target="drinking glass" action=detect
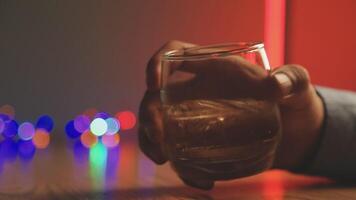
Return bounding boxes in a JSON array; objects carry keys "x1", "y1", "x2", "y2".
[{"x1": 160, "y1": 42, "x2": 281, "y2": 184}]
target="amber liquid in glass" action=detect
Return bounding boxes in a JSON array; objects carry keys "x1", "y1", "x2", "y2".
[{"x1": 163, "y1": 99, "x2": 281, "y2": 180}]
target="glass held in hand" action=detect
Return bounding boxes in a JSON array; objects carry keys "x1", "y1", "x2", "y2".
[{"x1": 160, "y1": 42, "x2": 282, "y2": 188}]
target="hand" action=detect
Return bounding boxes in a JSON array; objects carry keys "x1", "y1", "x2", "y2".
[
  {"x1": 272, "y1": 65, "x2": 324, "y2": 170},
  {"x1": 138, "y1": 40, "x2": 324, "y2": 189}
]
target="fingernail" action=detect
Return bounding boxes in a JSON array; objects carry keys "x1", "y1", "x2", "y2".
[{"x1": 274, "y1": 73, "x2": 293, "y2": 96}]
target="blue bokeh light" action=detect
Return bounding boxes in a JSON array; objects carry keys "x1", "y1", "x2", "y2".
[
  {"x1": 36, "y1": 115, "x2": 54, "y2": 132},
  {"x1": 0, "y1": 114, "x2": 10, "y2": 122},
  {"x1": 3, "y1": 120, "x2": 19, "y2": 139},
  {"x1": 65, "y1": 120, "x2": 82, "y2": 138}
]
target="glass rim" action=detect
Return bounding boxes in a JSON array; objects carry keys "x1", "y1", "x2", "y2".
[{"x1": 162, "y1": 42, "x2": 264, "y2": 61}]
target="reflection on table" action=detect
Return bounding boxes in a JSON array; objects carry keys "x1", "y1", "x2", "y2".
[{"x1": 3, "y1": 130, "x2": 355, "y2": 199}]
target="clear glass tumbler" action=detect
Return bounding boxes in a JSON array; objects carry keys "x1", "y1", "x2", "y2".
[{"x1": 160, "y1": 42, "x2": 281, "y2": 183}]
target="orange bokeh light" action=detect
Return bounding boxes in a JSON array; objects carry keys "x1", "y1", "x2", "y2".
[
  {"x1": 0, "y1": 104, "x2": 15, "y2": 119},
  {"x1": 33, "y1": 129, "x2": 50, "y2": 149},
  {"x1": 80, "y1": 131, "x2": 98, "y2": 148}
]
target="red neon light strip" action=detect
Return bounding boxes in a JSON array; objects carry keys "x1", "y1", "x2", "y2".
[
  {"x1": 263, "y1": 1, "x2": 286, "y2": 199},
  {"x1": 264, "y1": 0, "x2": 286, "y2": 68}
]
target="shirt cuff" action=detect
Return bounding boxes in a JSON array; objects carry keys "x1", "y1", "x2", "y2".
[{"x1": 308, "y1": 86, "x2": 356, "y2": 178}]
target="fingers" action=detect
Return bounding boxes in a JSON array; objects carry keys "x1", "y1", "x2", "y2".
[
  {"x1": 146, "y1": 40, "x2": 195, "y2": 91},
  {"x1": 138, "y1": 91, "x2": 167, "y2": 164},
  {"x1": 140, "y1": 40, "x2": 196, "y2": 164}
]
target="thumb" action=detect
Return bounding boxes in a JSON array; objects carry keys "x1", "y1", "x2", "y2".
[
  {"x1": 272, "y1": 64, "x2": 310, "y2": 97},
  {"x1": 271, "y1": 64, "x2": 313, "y2": 108}
]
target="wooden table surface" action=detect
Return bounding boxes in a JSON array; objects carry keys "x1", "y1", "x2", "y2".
[{"x1": 0, "y1": 133, "x2": 354, "y2": 200}]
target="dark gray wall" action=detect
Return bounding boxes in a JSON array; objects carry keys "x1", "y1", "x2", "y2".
[{"x1": 0, "y1": 0, "x2": 264, "y2": 135}]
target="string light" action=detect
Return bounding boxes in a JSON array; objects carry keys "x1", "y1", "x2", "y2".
[
  {"x1": 90, "y1": 118, "x2": 108, "y2": 136},
  {"x1": 74, "y1": 115, "x2": 90, "y2": 133},
  {"x1": 105, "y1": 117, "x2": 120, "y2": 135},
  {"x1": 0, "y1": 105, "x2": 15, "y2": 119},
  {"x1": 2, "y1": 120, "x2": 18, "y2": 139},
  {"x1": 94, "y1": 112, "x2": 110, "y2": 120},
  {"x1": 18, "y1": 122, "x2": 35, "y2": 141},
  {"x1": 36, "y1": 115, "x2": 54, "y2": 132},
  {"x1": 65, "y1": 120, "x2": 82, "y2": 138},
  {"x1": 80, "y1": 131, "x2": 98, "y2": 148},
  {"x1": 102, "y1": 133, "x2": 120, "y2": 148},
  {"x1": 0, "y1": 105, "x2": 51, "y2": 163},
  {"x1": 115, "y1": 111, "x2": 136, "y2": 130},
  {"x1": 32, "y1": 129, "x2": 50, "y2": 149},
  {"x1": 67, "y1": 109, "x2": 137, "y2": 149}
]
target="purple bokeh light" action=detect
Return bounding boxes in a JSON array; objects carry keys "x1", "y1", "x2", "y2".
[
  {"x1": 0, "y1": 119, "x2": 5, "y2": 134},
  {"x1": 74, "y1": 115, "x2": 90, "y2": 133},
  {"x1": 94, "y1": 112, "x2": 110, "y2": 120}
]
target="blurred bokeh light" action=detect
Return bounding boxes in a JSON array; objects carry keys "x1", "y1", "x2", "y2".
[
  {"x1": 80, "y1": 131, "x2": 98, "y2": 148},
  {"x1": 0, "y1": 105, "x2": 15, "y2": 119},
  {"x1": 32, "y1": 129, "x2": 50, "y2": 149},
  {"x1": 36, "y1": 115, "x2": 54, "y2": 132},
  {"x1": 0, "y1": 114, "x2": 10, "y2": 122},
  {"x1": 68, "y1": 109, "x2": 136, "y2": 149},
  {"x1": 94, "y1": 112, "x2": 110, "y2": 120},
  {"x1": 0, "y1": 105, "x2": 51, "y2": 164},
  {"x1": 18, "y1": 122, "x2": 35, "y2": 141},
  {"x1": 65, "y1": 120, "x2": 82, "y2": 138},
  {"x1": 105, "y1": 117, "x2": 120, "y2": 135},
  {"x1": 102, "y1": 133, "x2": 120, "y2": 148},
  {"x1": 74, "y1": 115, "x2": 90, "y2": 133},
  {"x1": 90, "y1": 118, "x2": 108, "y2": 136},
  {"x1": 3, "y1": 120, "x2": 18, "y2": 139},
  {"x1": 115, "y1": 111, "x2": 136, "y2": 130}
]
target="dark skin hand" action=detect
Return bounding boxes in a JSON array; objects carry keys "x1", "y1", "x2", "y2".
[{"x1": 139, "y1": 40, "x2": 324, "y2": 189}]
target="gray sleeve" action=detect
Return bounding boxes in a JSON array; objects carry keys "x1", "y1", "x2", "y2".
[{"x1": 308, "y1": 86, "x2": 356, "y2": 178}]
